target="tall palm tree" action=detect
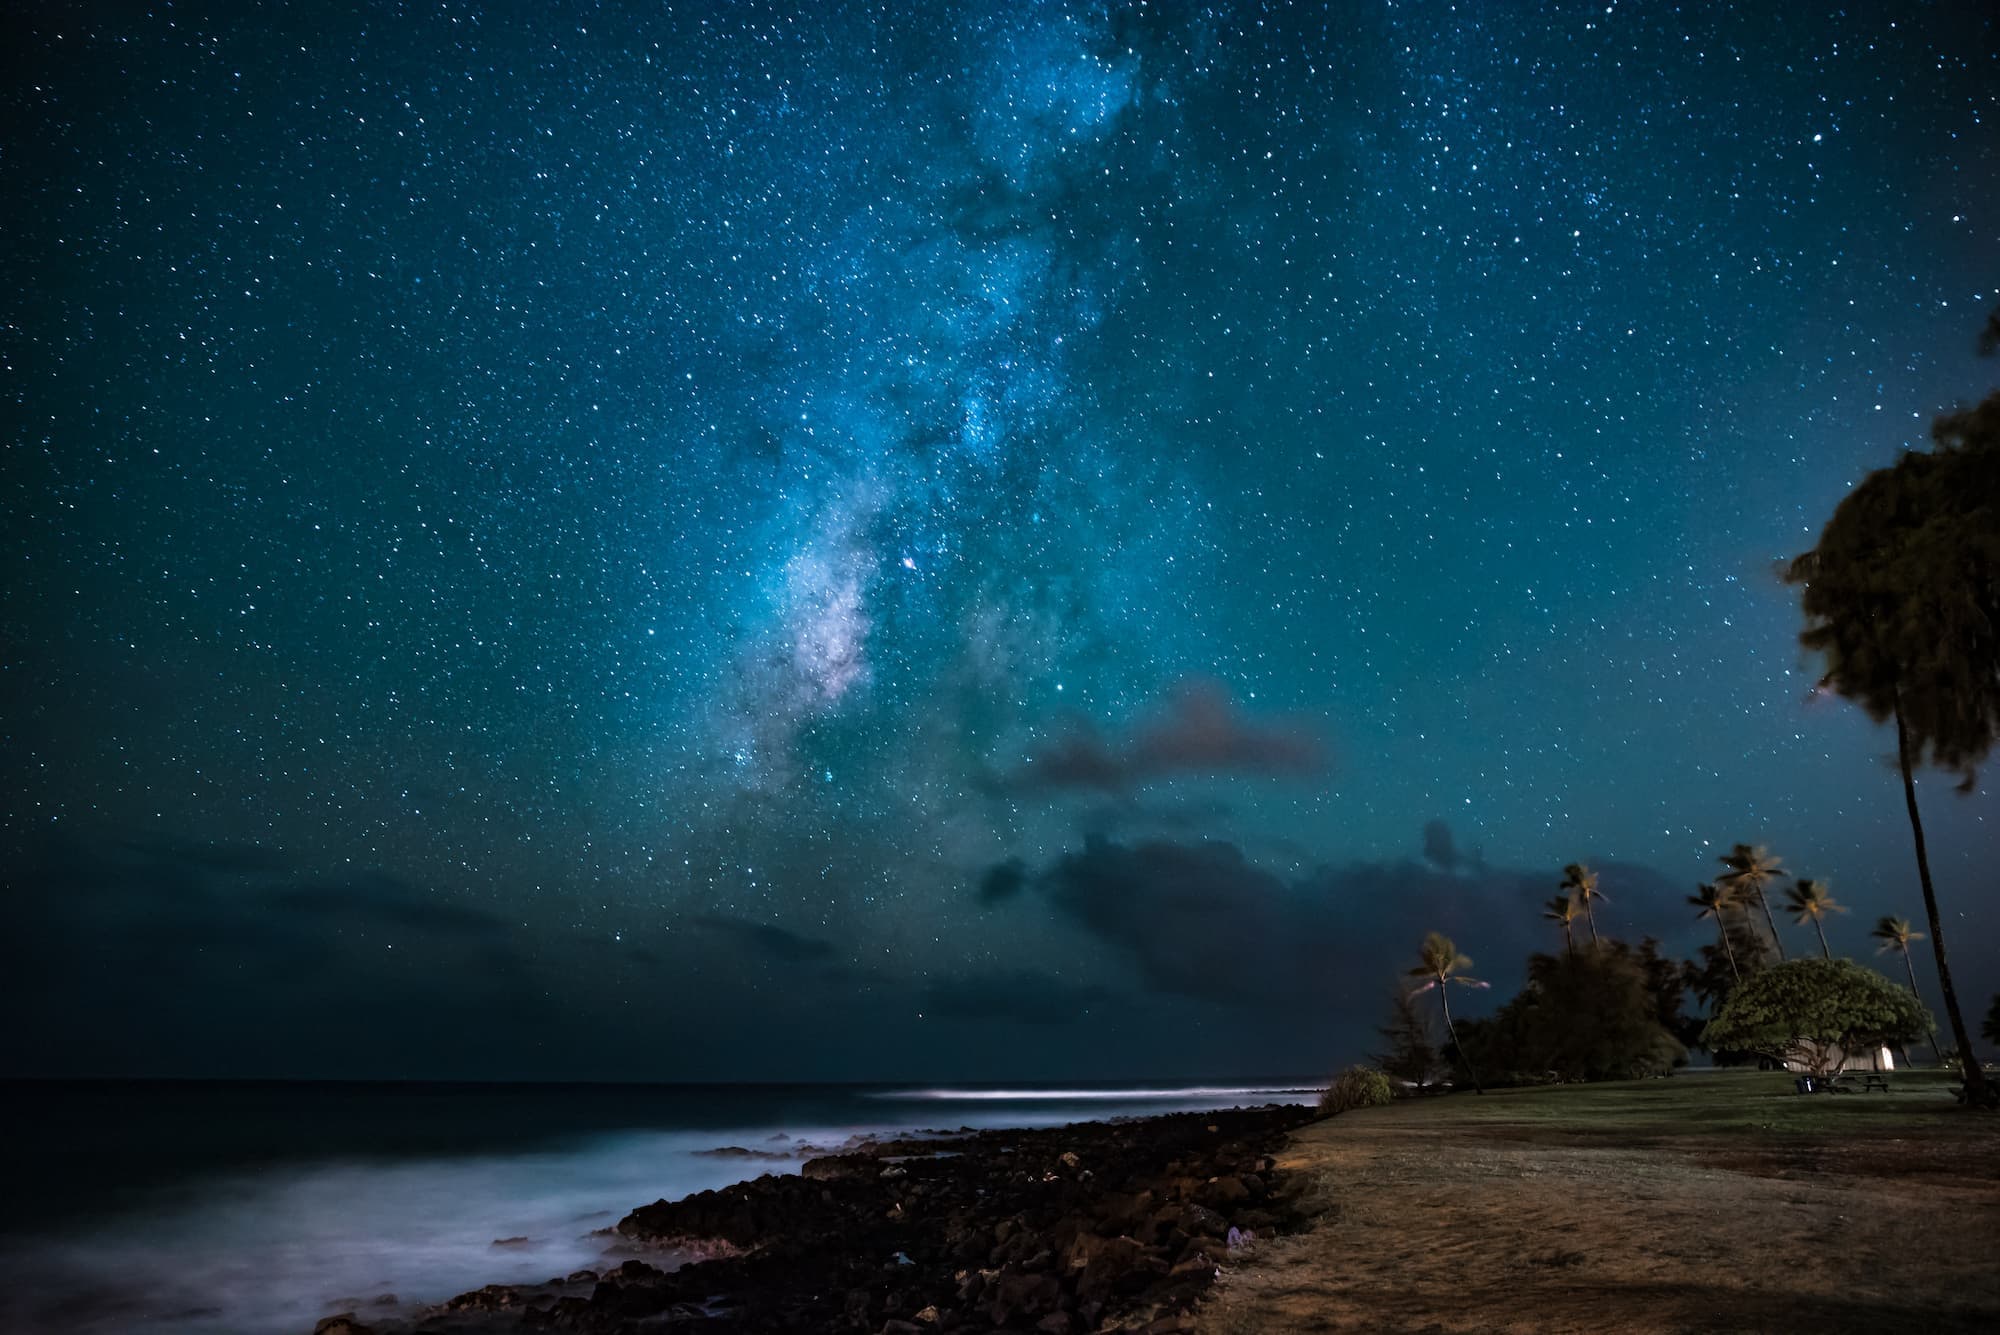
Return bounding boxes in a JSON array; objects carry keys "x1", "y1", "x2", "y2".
[
  {"x1": 1871, "y1": 916, "x2": 1928, "y2": 996},
  {"x1": 1872, "y1": 915, "x2": 1938, "y2": 1060},
  {"x1": 1559, "y1": 863, "x2": 1606, "y2": 944},
  {"x1": 1688, "y1": 882, "x2": 1742, "y2": 983},
  {"x1": 1717, "y1": 843, "x2": 1788, "y2": 961},
  {"x1": 1785, "y1": 344, "x2": 2000, "y2": 1104},
  {"x1": 1783, "y1": 878, "x2": 1846, "y2": 959},
  {"x1": 1542, "y1": 894, "x2": 1581, "y2": 959},
  {"x1": 1409, "y1": 931, "x2": 1487, "y2": 1094}
]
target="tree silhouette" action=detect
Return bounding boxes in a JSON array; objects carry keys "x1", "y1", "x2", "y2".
[
  {"x1": 1871, "y1": 915, "x2": 1937, "y2": 1060},
  {"x1": 1559, "y1": 863, "x2": 1606, "y2": 945},
  {"x1": 1409, "y1": 931, "x2": 1488, "y2": 1094},
  {"x1": 1717, "y1": 844, "x2": 1789, "y2": 961},
  {"x1": 1543, "y1": 893, "x2": 1582, "y2": 959},
  {"x1": 1784, "y1": 319, "x2": 2000, "y2": 1104},
  {"x1": 1783, "y1": 878, "x2": 1846, "y2": 959},
  {"x1": 1688, "y1": 882, "x2": 1742, "y2": 983},
  {"x1": 1703, "y1": 958, "x2": 1931, "y2": 1080}
]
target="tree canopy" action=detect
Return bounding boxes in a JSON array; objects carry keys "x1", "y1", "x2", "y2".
[
  {"x1": 1701, "y1": 958, "x2": 1932, "y2": 1078},
  {"x1": 1455, "y1": 942, "x2": 1686, "y2": 1084},
  {"x1": 1784, "y1": 394, "x2": 2000, "y2": 787}
]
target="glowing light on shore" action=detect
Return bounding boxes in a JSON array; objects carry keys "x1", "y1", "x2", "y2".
[{"x1": 870, "y1": 1085, "x2": 1320, "y2": 1102}]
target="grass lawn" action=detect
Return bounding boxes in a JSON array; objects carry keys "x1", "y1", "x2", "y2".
[{"x1": 1200, "y1": 1068, "x2": 1999, "y2": 1334}]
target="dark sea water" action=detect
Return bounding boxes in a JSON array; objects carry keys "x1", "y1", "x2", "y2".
[{"x1": 0, "y1": 1081, "x2": 1317, "y2": 1335}]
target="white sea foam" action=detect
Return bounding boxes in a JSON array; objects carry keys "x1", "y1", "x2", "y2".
[
  {"x1": 0, "y1": 1086, "x2": 1314, "y2": 1335},
  {"x1": 0, "y1": 1128, "x2": 811, "y2": 1335}
]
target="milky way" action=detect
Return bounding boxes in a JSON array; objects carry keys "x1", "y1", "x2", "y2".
[{"x1": 4, "y1": 1, "x2": 1995, "y2": 1079}]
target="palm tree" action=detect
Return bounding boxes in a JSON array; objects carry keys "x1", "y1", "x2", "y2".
[
  {"x1": 1688, "y1": 882, "x2": 1742, "y2": 983},
  {"x1": 1783, "y1": 878, "x2": 1846, "y2": 959},
  {"x1": 1542, "y1": 894, "x2": 1581, "y2": 959},
  {"x1": 1873, "y1": 915, "x2": 1938, "y2": 1060},
  {"x1": 1871, "y1": 916, "x2": 1928, "y2": 996},
  {"x1": 1559, "y1": 863, "x2": 1606, "y2": 944},
  {"x1": 1784, "y1": 338, "x2": 2000, "y2": 1104},
  {"x1": 1717, "y1": 843, "x2": 1788, "y2": 961},
  {"x1": 1409, "y1": 931, "x2": 1487, "y2": 1094}
]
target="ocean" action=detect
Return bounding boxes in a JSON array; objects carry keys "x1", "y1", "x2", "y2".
[{"x1": 0, "y1": 1080, "x2": 1317, "y2": 1335}]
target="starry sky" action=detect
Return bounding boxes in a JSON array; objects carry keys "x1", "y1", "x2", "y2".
[{"x1": 5, "y1": 0, "x2": 1996, "y2": 1082}]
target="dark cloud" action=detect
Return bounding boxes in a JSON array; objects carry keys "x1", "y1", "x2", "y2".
[
  {"x1": 986, "y1": 831, "x2": 1693, "y2": 1012},
  {"x1": 1420, "y1": 819, "x2": 1485, "y2": 873},
  {"x1": 2, "y1": 833, "x2": 551, "y2": 1079},
  {"x1": 921, "y1": 970, "x2": 1109, "y2": 1025},
  {"x1": 268, "y1": 873, "x2": 512, "y2": 936},
  {"x1": 1008, "y1": 680, "x2": 1327, "y2": 795},
  {"x1": 110, "y1": 834, "x2": 292, "y2": 876},
  {"x1": 977, "y1": 858, "x2": 1030, "y2": 905},
  {"x1": 692, "y1": 913, "x2": 838, "y2": 963},
  {"x1": 1421, "y1": 819, "x2": 1461, "y2": 870}
]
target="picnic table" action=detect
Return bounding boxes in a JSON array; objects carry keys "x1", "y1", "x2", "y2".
[{"x1": 1828, "y1": 1071, "x2": 1891, "y2": 1093}]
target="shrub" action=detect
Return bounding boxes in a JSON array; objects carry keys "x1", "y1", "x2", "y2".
[{"x1": 1319, "y1": 1065, "x2": 1393, "y2": 1115}]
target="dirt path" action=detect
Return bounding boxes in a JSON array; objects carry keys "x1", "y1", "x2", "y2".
[{"x1": 1199, "y1": 1083, "x2": 2000, "y2": 1334}]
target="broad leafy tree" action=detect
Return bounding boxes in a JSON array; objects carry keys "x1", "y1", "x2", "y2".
[
  {"x1": 1456, "y1": 944, "x2": 1687, "y2": 1084},
  {"x1": 1703, "y1": 958, "x2": 1932, "y2": 1079},
  {"x1": 1784, "y1": 325, "x2": 2000, "y2": 1103}
]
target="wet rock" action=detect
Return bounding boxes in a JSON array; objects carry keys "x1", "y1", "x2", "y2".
[
  {"x1": 313, "y1": 1317, "x2": 374, "y2": 1335},
  {"x1": 303, "y1": 1104, "x2": 1312, "y2": 1335}
]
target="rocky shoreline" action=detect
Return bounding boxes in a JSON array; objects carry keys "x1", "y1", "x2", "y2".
[{"x1": 313, "y1": 1103, "x2": 1317, "y2": 1335}]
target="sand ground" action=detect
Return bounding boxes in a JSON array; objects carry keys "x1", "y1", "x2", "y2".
[{"x1": 1199, "y1": 1072, "x2": 2000, "y2": 1334}]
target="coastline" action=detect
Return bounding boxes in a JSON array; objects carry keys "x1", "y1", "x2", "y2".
[{"x1": 314, "y1": 1103, "x2": 1316, "y2": 1334}]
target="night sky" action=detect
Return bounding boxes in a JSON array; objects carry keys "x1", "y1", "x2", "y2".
[{"x1": 5, "y1": 1, "x2": 1996, "y2": 1082}]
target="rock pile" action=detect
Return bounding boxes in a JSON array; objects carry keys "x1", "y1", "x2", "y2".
[{"x1": 312, "y1": 1103, "x2": 1312, "y2": 1335}]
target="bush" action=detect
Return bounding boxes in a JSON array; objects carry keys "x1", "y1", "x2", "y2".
[
  {"x1": 1319, "y1": 1065, "x2": 1393, "y2": 1115},
  {"x1": 1454, "y1": 943, "x2": 1687, "y2": 1086}
]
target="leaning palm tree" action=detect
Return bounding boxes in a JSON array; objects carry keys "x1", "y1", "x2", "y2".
[
  {"x1": 1871, "y1": 916, "x2": 1928, "y2": 996},
  {"x1": 1688, "y1": 882, "x2": 1742, "y2": 983},
  {"x1": 1783, "y1": 878, "x2": 1846, "y2": 958},
  {"x1": 1542, "y1": 894, "x2": 1582, "y2": 959},
  {"x1": 1784, "y1": 338, "x2": 2000, "y2": 1105},
  {"x1": 1717, "y1": 843, "x2": 1789, "y2": 960},
  {"x1": 1408, "y1": 931, "x2": 1488, "y2": 1094},
  {"x1": 1558, "y1": 863, "x2": 1606, "y2": 944},
  {"x1": 1872, "y1": 915, "x2": 1938, "y2": 1060}
]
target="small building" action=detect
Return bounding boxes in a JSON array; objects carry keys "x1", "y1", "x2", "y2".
[{"x1": 1782, "y1": 1043, "x2": 1895, "y2": 1074}]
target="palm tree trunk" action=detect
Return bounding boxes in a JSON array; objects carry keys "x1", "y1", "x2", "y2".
[
  {"x1": 1439, "y1": 989, "x2": 1483, "y2": 1095},
  {"x1": 1754, "y1": 887, "x2": 1787, "y2": 960},
  {"x1": 1563, "y1": 924, "x2": 1574, "y2": 962},
  {"x1": 1584, "y1": 902, "x2": 1600, "y2": 945},
  {"x1": 1717, "y1": 922, "x2": 1740, "y2": 983},
  {"x1": 1812, "y1": 916, "x2": 1830, "y2": 959},
  {"x1": 1896, "y1": 700, "x2": 1988, "y2": 1104},
  {"x1": 1900, "y1": 944, "x2": 1939, "y2": 1061}
]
